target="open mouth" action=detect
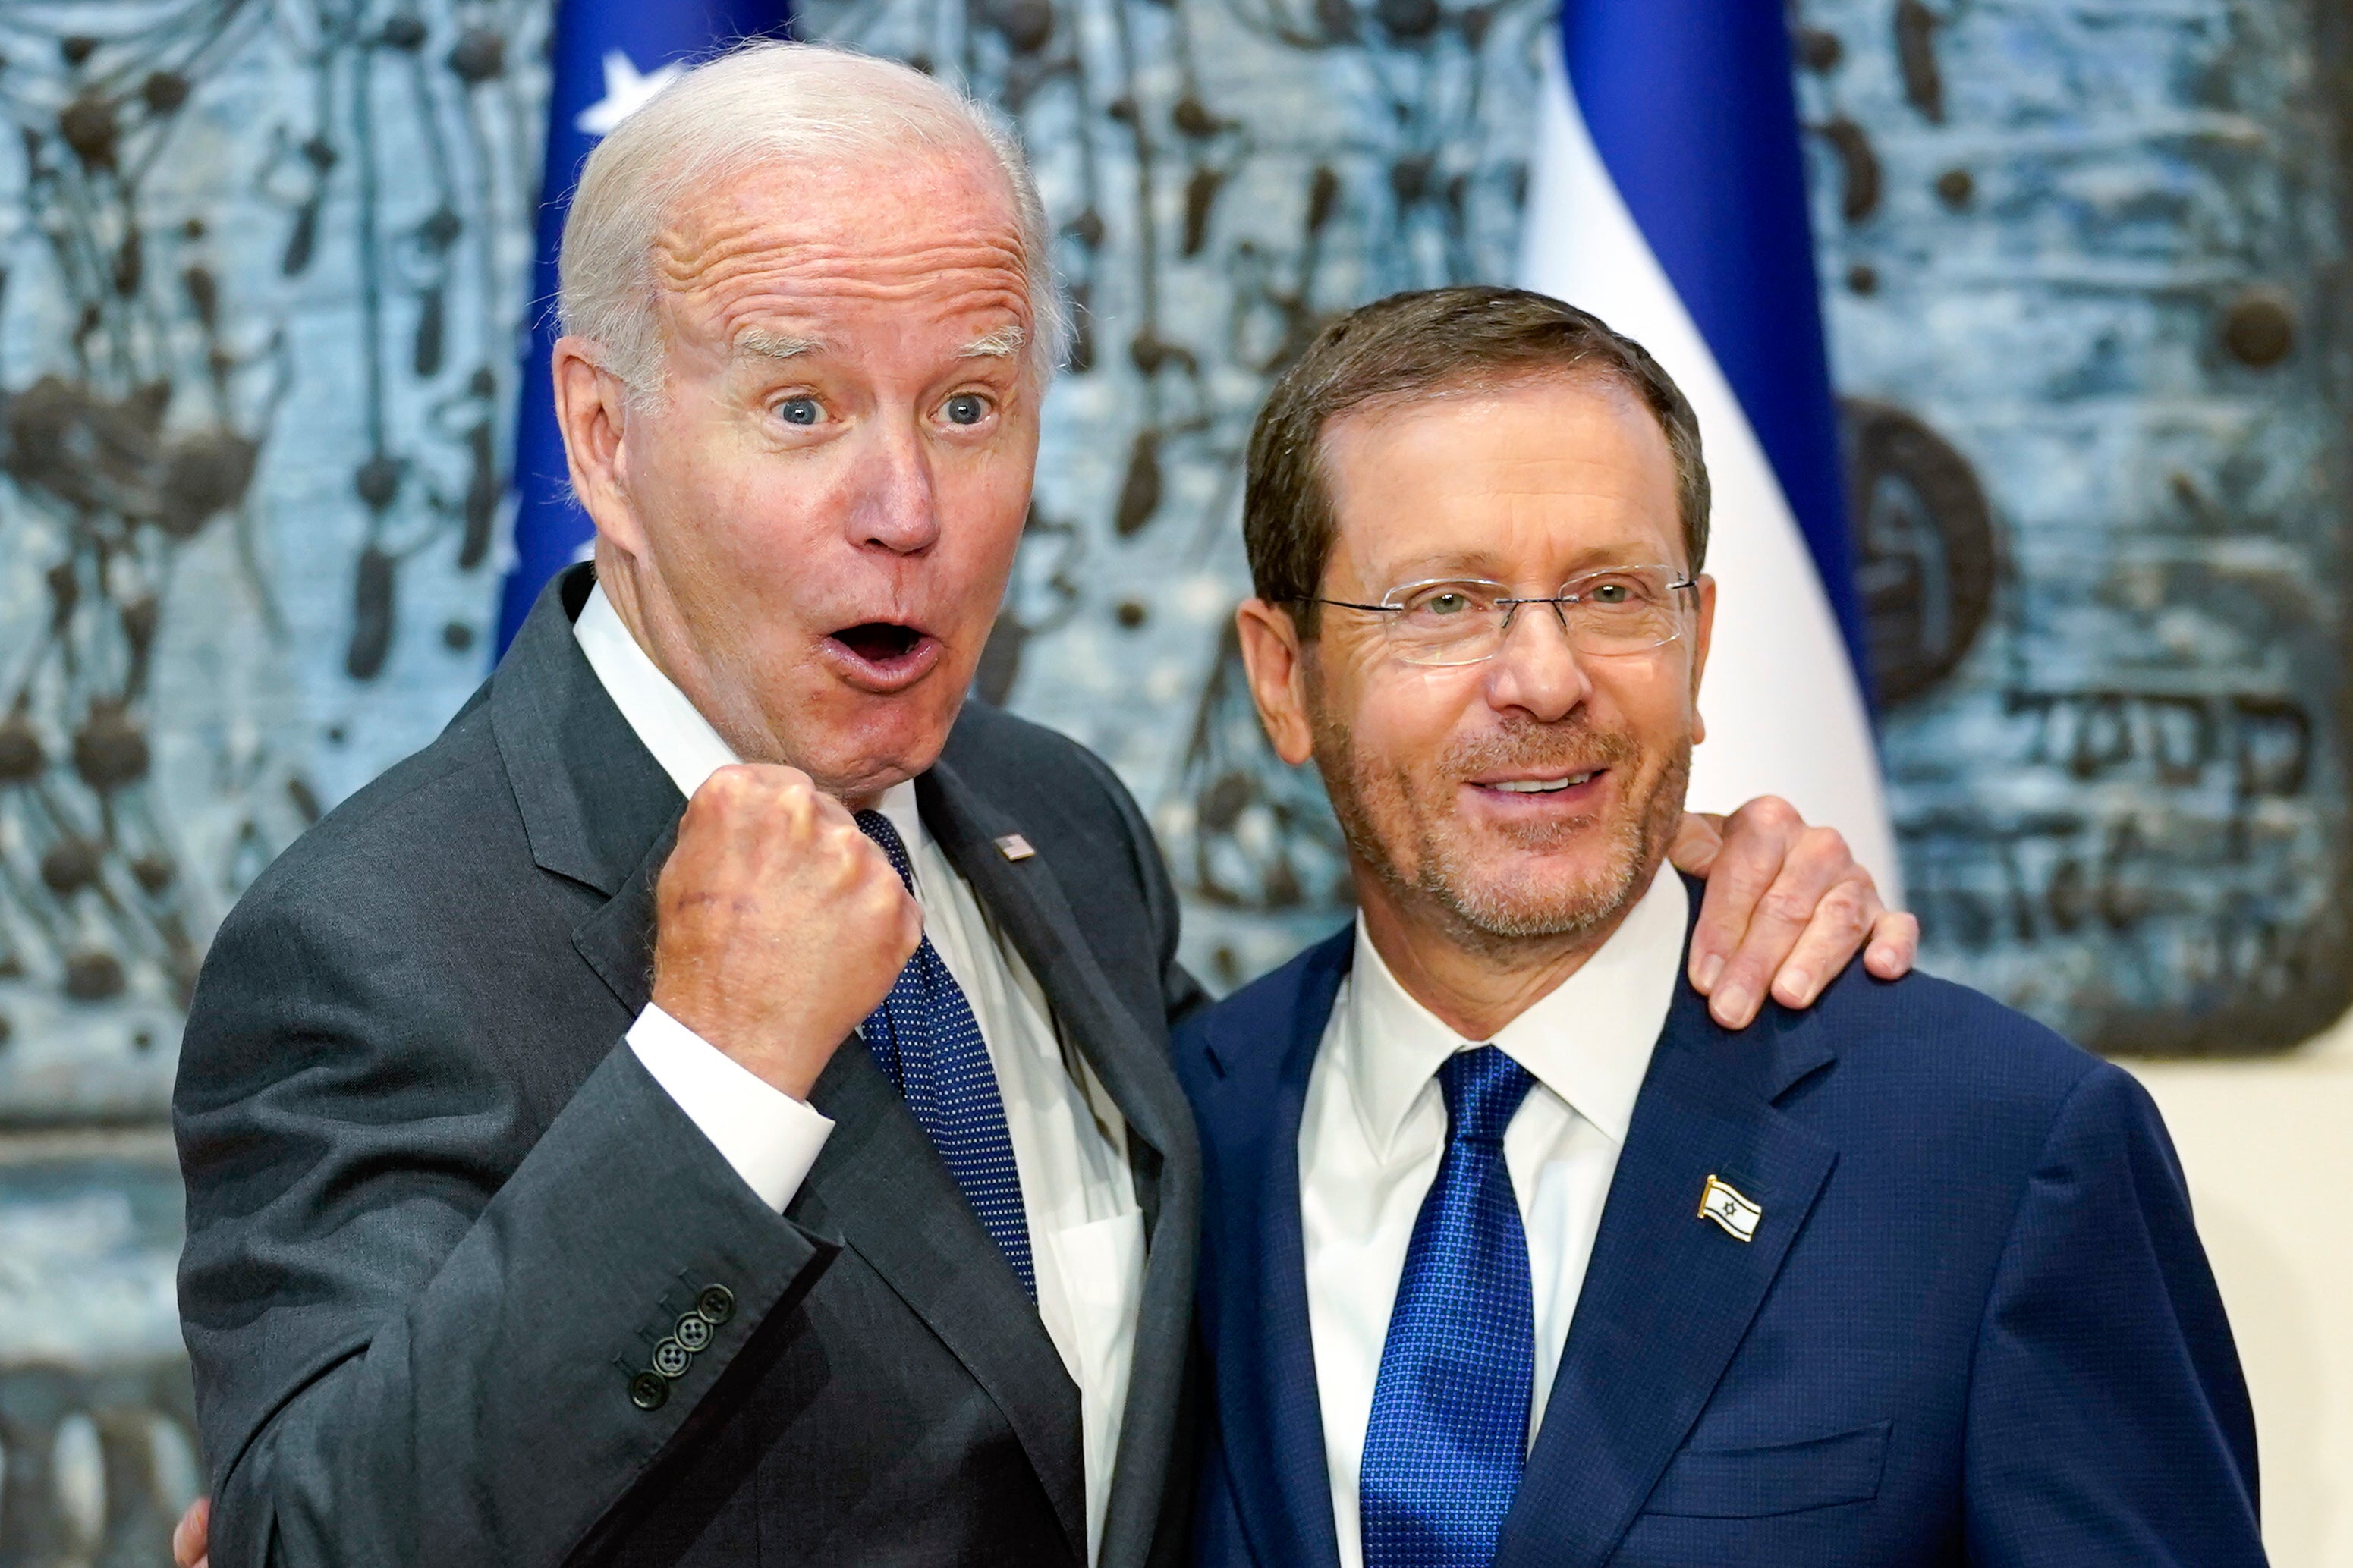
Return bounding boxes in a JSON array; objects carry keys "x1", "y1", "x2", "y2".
[
  {"x1": 1473, "y1": 768, "x2": 1605, "y2": 797},
  {"x1": 831, "y1": 622, "x2": 923, "y2": 663},
  {"x1": 822, "y1": 621, "x2": 942, "y2": 693},
  {"x1": 1488, "y1": 771, "x2": 1600, "y2": 794}
]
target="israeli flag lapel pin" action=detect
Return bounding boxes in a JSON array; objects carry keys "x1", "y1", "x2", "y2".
[
  {"x1": 994, "y1": 833, "x2": 1036, "y2": 862},
  {"x1": 1697, "y1": 1174, "x2": 1763, "y2": 1243}
]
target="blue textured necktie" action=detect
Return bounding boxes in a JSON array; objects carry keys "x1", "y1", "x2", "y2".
[
  {"x1": 854, "y1": 811, "x2": 1037, "y2": 1299},
  {"x1": 1361, "y1": 1045, "x2": 1537, "y2": 1568}
]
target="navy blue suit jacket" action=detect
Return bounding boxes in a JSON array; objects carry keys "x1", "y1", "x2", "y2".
[{"x1": 1174, "y1": 878, "x2": 2263, "y2": 1567}]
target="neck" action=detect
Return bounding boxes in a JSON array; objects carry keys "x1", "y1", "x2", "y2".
[{"x1": 1353, "y1": 864, "x2": 1662, "y2": 1041}]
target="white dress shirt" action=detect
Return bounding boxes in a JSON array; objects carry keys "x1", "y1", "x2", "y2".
[
  {"x1": 574, "y1": 585, "x2": 1143, "y2": 1563},
  {"x1": 1300, "y1": 869, "x2": 1688, "y2": 1568}
]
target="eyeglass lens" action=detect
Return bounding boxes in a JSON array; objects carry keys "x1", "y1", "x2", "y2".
[{"x1": 1381, "y1": 567, "x2": 1693, "y2": 667}]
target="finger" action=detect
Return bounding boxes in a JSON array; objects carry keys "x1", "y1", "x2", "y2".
[
  {"x1": 1687, "y1": 797, "x2": 1802, "y2": 995},
  {"x1": 1707, "y1": 828, "x2": 1850, "y2": 1027},
  {"x1": 1864, "y1": 910, "x2": 1920, "y2": 979},
  {"x1": 1666, "y1": 811, "x2": 1726, "y2": 878},
  {"x1": 807, "y1": 784, "x2": 860, "y2": 831},
  {"x1": 173, "y1": 1498, "x2": 209, "y2": 1568},
  {"x1": 684, "y1": 765, "x2": 766, "y2": 851},
  {"x1": 1765, "y1": 878, "x2": 1878, "y2": 1009}
]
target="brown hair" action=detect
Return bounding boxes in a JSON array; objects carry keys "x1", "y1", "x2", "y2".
[{"x1": 1243, "y1": 286, "x2": 1709, "y2": 633}]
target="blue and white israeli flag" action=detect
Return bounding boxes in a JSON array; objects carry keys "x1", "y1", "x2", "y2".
[
  {"x1": 1518, "y1": 2, "x2": 1899, "y2": 894},
  {"x1": 497, "y1": 0, "x2": 793, "y2": 653}
]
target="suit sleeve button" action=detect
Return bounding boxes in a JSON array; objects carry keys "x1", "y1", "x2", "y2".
[
  {"x1": 628, "y1": 1371, "x2": 669, "y2": 1411},
  {"x1": 696, "y1": 1284, "x2": 736, "y2": 1325},
  {"x1": 675, "y1": 1312, "x2": 713, "y2": 1352},
  {"x1": 651, "y1": 1338, "x2": 692, "y2": 1378}
]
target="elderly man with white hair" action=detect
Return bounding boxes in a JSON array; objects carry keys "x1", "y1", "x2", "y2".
[{"x1": 170, "y1": 41, "x2": 1912, "y2": 1568}]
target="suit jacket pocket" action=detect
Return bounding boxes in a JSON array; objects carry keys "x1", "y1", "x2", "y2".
[{"x1": 1640, "y1": 1420, "x2": 1891, "y2": 1519}]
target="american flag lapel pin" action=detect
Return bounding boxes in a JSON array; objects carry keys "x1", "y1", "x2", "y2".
[
  {"x1": 994, "y1": 833, "x2": 1036, "y2": 862},
  {"x1": 1697, "y1": 1174, "x2": 1763, "y2": 1243}
]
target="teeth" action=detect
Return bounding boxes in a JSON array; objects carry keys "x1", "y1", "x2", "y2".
[{"x1": 1495, "y1": 772, "x2": 1595, "y2": 793}]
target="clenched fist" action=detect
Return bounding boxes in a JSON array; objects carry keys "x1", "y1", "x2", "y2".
[{"x1": 651, "y1": 765, "x2": 922, "y2": 1099}]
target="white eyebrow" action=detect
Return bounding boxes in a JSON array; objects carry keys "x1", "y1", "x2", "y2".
[
  {"x1": 732, "y1": 328, "x2": 821, "y2": 361},
  {"x1": 959, "y1": 323, "x2": 1027, "y2": 360}
]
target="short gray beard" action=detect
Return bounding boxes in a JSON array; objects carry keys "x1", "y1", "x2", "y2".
[{"x1": 1310, "y1": 693, "x2": 1689, "y2": 956}]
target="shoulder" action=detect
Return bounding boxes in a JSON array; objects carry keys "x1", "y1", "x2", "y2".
[
  {"x1": 244, "y1": 687, "x2": 514, "y2": 912},
  {"x1": 942, "y1": 699, "x2": 1137, "y2": 822},
  {"x1": 1790, "y1": 960, "x2": 2142, "y2": 1167},
  {"x1": 939, "y1": 699, "x2": 1159, "y2": 881},
  {"x1": 1172, "y1": 927, "x2": 1352, "y2": 1110},
  {"x1": 194, "y1": 687, "x2": 542, "y2": 1007},
  {"x1": 1822, "y1": 963, "x2": 2091, "y2": 1084}
]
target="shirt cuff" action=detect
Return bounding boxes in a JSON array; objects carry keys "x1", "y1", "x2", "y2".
[{"x1": 628, "y1": 1004, "x2": 835, "y2": 1211}]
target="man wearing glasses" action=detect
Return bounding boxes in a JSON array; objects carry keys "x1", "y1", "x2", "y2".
[{"x1": 1177, "y1": 287, "x2": 2263, "y2": 1567}]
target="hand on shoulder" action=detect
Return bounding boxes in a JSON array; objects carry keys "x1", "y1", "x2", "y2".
[{"x1": 1670, "y1": 796, "x2": 1920, "y2": 1029}]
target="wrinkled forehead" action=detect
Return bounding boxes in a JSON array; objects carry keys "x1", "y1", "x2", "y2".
[{"x1": 650, "y1": 148, "x2": 1033, "y2": 351}]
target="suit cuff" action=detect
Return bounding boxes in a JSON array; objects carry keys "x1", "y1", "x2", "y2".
[{"x1": 628, "y1": 1004, "x2": 833, "y2": 1211}]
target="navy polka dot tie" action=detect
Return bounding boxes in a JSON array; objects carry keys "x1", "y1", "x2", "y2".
[
  {"x1": 1360, "y1": 1045, "x2": 1537, "y2": 1568},
  {"x1": 854, "y1": 811, "x2": 1036, "y2": 1299}
]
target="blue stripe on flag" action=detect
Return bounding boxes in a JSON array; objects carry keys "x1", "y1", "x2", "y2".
[
  {"x1": 1561, "y1": 2, "x2": 1869, "y2": 694},
  {"x1": 498, "y1": 0, "x2": 794, "y2": 655}
]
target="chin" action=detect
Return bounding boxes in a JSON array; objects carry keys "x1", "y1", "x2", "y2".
[
  {"x1": 1438, "y1": 865, "x2": 1643, "y2": 941},
  {"x1": 794, "y1": 683, "x2": 968, "y2": 799},
  {"x1": 1419, "y1": 818, "x2": 1654, "y2": 942}
]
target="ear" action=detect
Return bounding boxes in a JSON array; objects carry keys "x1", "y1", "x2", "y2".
[
  {"x1": 552, "y1": 335, "x2": 648, "y2": 557},
  {"x1": 1235, "y1": 598, "x2": 1317, "y2": 766},
  {"x1": 1688, "y1": 573, "x2": 1716, "y2": 746}
]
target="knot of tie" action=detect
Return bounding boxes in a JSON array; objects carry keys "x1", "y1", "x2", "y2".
[
  {"x1": 1439, "y1": 1045, "x2": 1535, "y2": 1148},
  {"x1": 854, "y1": 809, "x2": 917, "y2": 895}
]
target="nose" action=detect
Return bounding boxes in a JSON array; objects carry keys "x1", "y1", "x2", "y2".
[
  {"x1": 848, "y1": 410, "x2": 942, "y2": 555},
  {"x1": 1481, "y1": 600, "x2": 1593, "y2": 722}
]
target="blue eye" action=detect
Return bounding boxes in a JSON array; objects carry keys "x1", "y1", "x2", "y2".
[
  {"x1": 944, "y1": 394, "x2": 986, "y2": 426},
  {"x1": 776, "y1": 397, "x2": 819, "y2": 426}
]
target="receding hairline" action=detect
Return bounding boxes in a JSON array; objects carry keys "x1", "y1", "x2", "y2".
[
  {"x1": 602, "y1": 134, "x2": 1049, "y2": 393},
  {"x1": 643, "y1": 130, "x2": 1037, "y2": 288},
  {"x1": 557, "y1": 41, "x2": 1067, "y2": 401}
]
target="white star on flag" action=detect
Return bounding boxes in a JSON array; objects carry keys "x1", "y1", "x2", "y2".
[{"x1": 575, "y1": 49, "x2": 684, "y2": 138}]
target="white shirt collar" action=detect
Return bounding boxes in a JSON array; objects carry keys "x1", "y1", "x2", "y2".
[
  {"x1": 573, "y1": 580, "x2": 923, "y2": 841},
  {"x1": 1337, "y1": 868, "x2": 1688, "y2": 1152}
]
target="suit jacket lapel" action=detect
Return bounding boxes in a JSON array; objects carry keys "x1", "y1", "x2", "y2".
[
  {"x1": 489, "y1": 565, "x2": 676, "y2": 1027},
  {"x1": 916, "y1": 760, "x2": 1194, "y2": 1167},
  {"x1": 915, "y1": 759, "x2": 1202, "y2": 1568},
  {"x1": 1496, "y1": 969, "x2": 1838, "y2": 1568},
  {"x1": 797, "y1": 1043, "x2": 1090, "y2": 1560},
  {"x1": 1200, "y1": 932, "x2": 1352, "y2": 1568},
  {"x1": 572, "y1": 822, "x2": 672, "y2": 1017},
  {"x1": 492, "y1": 564, "x2": 683, "y2": 900}
]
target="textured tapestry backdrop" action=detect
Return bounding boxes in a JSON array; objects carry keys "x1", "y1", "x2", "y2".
[{"x1": 0, "y1": 0, "x2": 2344, "y2": 1560}]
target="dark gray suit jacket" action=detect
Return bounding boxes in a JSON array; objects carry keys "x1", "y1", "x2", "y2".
[{"x1": 175, "y1": 566, "x2": 1206, "y2": 1567}]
